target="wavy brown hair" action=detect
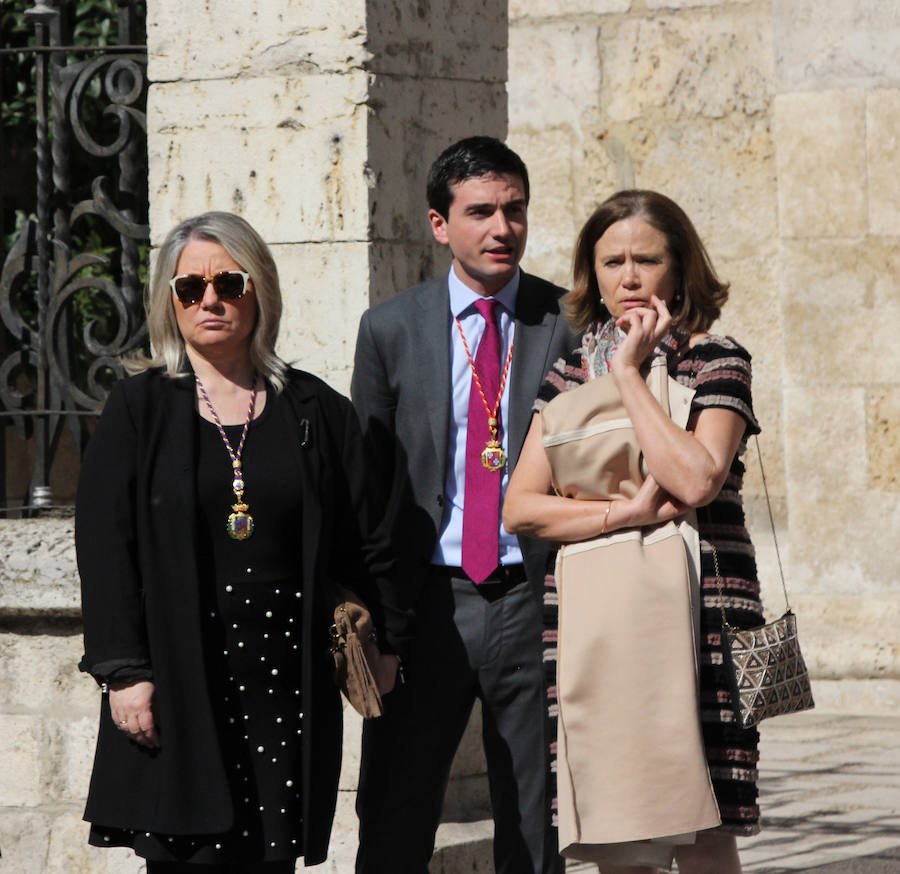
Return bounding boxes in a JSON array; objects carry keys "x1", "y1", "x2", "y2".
[{"x1": 566, "y1": 190, "x2": 729, "y2": 335}]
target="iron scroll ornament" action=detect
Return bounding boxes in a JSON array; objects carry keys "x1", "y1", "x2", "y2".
[{"x1": 0, "y1": 23, "x2": 148, "y2": 510}]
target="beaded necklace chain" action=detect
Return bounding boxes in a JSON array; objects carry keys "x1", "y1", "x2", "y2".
[
  {"x1": 454, "y1": 316, "x2": 514, "y2": 471},
  {"x1": 196, "y1": 375, "x2": 258, "y2": 541}
]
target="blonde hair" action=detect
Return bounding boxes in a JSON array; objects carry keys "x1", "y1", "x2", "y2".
[{"x1": 129, "y1": 211, "x2": 288, "y2": 391}]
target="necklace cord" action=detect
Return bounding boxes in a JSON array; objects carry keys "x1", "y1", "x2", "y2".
[
  {"x1": 195, "y1": 375, "x2": 258, "y2": 540},
  {"x1": 454, "y1": 315, "x2": 514, "y2": 438}
]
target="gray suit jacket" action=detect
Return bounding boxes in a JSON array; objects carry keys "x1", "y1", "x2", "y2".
[{"x1": 351, "y1": 271, "x2": 577, "y2": 603}]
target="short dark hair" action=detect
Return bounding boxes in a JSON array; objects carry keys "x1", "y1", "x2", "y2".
[
  {"x1": 426, "y1": 136, "x2": 530, "y2": 218},
  {"x1": 567, "y1": 189, "x2": 729, "y2": 334}
]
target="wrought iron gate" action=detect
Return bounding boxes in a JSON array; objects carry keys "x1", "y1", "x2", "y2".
[{"x1": 0, "y1": 0, "x2": 148, "y2": 515}]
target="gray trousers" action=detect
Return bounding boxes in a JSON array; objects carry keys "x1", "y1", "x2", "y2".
[{"x1": 356, "y1": 568, "x2": 562, "y2": 874}]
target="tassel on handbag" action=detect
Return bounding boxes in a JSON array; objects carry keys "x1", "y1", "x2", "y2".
[
  {"x1": 329, "y1": 588, "x2": 383, "y2": 719},
  {"x1": 715, "y1": 436, "x2": 814, "y2": 729}
]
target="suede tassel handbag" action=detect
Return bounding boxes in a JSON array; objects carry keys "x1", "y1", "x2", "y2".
[
  {"x1": 329, "y1": 587, "x2": 383, "y2": 719},
  {"x1": 716, "y1": 436, "x2": 814, "y2": 729}
]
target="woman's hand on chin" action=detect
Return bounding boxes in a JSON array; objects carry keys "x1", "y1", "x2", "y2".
[{"x1": 611, "y1": 294, "x2": 672, "y2": 373}]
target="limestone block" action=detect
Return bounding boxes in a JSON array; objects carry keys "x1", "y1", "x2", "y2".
[
  {"x1": 367, "y1": 0, "x2": 506, "y2": 81},
  {"x1": 148, "y1": 74, "x2": 371, "y2": 245},
  {"x1": 0, "y1": 633, "x2": 95, "y2": 716},
  {"x1": 647, "y1": 0, "x2": 753, "y2": 6},
  {"x1": 774, "y1": 91, "x2": 867, "y2": 238},
  {"x1": 432, "y1": 820, "x2": 494, "y2": 873},
  {"x1": 510, "y1": 0, "x2": 630, "y2": 19},
  {"x1": 517, "y1": 251, "x2": 570, "y2": 293},
  {"x1": 773, "y1": 0, "x2": 900, "y2": 91},
  {"x1": 783, "y1": 386, "x2": 900, "y2": 598},
  {"x1": 599, "y1": 9, "x2": 772, "y2": 122},
  {"x1": 866, "y1": 388, "x2": 900, "y2": 491},
  {"x1": 784, "y1": 384, "x2": 867, "y2": 493},
  {"x1": 0, "y1": 714, "x2": 45, "y2": 806},
  {"x1": 790, "y1": 594, "x2": 900, "y2": 681},
  {"x1": 0, "y1": 519, "x2": 79, "y2": 614},
  {"x1": 634, "y1": 116, "x2": 776, "y2": 260},
  {"x1": 46, "y1": 809, "x2": 142, "y2": 874},
  {"x1": 369, "y1": 241, "x2": 442, "y2": 306},
  {"x1": 0, "y1": 809, "x2": 53, "y2": 872},
  {"x1": 778, "y1": 238, "x2": 900, "y2": 386},
  {"x1": 713, "y1": 253, "x2": 781, "y2": 387},
  {"x1": 867, "y1": 90, "x2": 900, "y2": 235},
  {"x1": 273, "y1": 241, "x2": 371, "y2": 395},
  {"x1": 367, "y1": 75, "x2": 507, "y2": 245},
  {"x1": 713, "y1": 251, "x2": 787, "y2": 524},
  {"x1": 744, "y1": 492, "x2": 789, "y2": 619},
  {"x1": 147, "y1": 0, "x2": 368, "y2": 82},
  {"x1": 506, "y1": 128, "x2": 581, "y2": 269},
  {"x1": 49, "y1": 715, "x2": 98, "y2": 805},
  {"x1": 508, "y1": 19, "x2": 601, "y2": 131},
  {"x1": 338, "y1": 702, "x2": 362, "y2": 789},
  {"x1": 812, "y1": 679, "x2": 900, "y2": 716}
]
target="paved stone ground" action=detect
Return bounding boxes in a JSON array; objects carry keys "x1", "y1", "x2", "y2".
[
  {"x1": 565, "y1": 711, "x2": 900, "y2": 874},
  {"x1": 739, "y1": 711, "x2": 900, "y2": 873}
]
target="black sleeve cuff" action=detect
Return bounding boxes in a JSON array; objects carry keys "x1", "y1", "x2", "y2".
[{"x1": 79, "y1": 657, "x2": 153, "y2": 687}]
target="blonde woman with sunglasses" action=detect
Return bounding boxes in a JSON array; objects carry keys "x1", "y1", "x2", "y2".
[{"x1": 76, "y1": 212, "x2": 406, "y2": 873}]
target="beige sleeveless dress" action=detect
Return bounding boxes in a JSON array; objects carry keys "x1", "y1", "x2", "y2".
[{"x1": 541, "y1": 357, "x2": 720, "y2": 869}]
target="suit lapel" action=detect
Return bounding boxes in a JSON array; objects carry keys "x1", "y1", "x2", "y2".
[
  {"x1": 507, "y1": 273, "x2": 556, "y2": 468},
  {"x1": 417, "y1": 278, "x2": 452, "y2": 470}
]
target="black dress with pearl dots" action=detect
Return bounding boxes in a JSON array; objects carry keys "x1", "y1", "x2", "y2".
[{"x1": 89, "y1": 399, "x2": 306, "y2": 864}]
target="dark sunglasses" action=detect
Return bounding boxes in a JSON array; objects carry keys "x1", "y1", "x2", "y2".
[{"x1": 169, "y1": 270, "x2": 250, "y2": 304}]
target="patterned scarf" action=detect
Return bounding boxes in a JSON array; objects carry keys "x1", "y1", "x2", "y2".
[{"x1": 581, "y1": 317, "x2": 690, "y2": 380}]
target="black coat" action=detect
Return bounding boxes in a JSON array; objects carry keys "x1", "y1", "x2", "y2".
[{"x1": 76, "y1": 367, "x2": 407, "y2": 866}]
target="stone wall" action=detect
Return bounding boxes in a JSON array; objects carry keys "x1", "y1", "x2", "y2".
[
  {"x1": 0, "y1": 519, "x2": 131, "y2": 872},
  {"x1": 508, "y1": 0, "x2": 900, "y2": 713}
]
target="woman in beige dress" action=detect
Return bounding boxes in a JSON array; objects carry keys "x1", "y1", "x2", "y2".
[{"x1": 504, "y1": 190, "x2": 763, "y2": 874}]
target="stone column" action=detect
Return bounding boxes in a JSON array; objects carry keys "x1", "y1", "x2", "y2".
[{"x1": 147, "y1": 0, "x2": 506, "y2": 392}]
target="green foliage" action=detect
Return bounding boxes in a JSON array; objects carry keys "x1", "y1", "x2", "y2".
[
  {"x1": 1, "y1": 0, "x2": 149, "y2": 383},
  {"x1": 1, "y1": 0, "x2": 148, "y2": 243}
]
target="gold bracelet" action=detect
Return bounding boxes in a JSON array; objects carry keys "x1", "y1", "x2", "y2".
[{"x1": 600, "y1": 501, "x2": 612, "y2": 535}]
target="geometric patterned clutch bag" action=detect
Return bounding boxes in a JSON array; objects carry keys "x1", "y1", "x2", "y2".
[{"x1": 721, "y1": 610, "x2": 815, "y2": 728}]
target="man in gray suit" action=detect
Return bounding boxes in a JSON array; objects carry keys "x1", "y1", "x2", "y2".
[{"x1": 352, "y1": 136, "x2": 574, "y2": 874}]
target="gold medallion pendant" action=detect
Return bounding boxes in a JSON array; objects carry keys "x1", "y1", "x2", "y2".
[
  {"x1": 454, "y1": 317, "x2": 514, "y2": 476},
  {"x1": 481, "y1": 440, "x2": 506, "y2": 471},
  {"x1": 227, "y1": 503, "x2": 255, "y2": 540},
  {"x1": 195, "y1": 374, "x2": 258, "y2": 543}
]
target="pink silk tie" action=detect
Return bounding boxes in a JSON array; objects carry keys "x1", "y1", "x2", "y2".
[{"x1": 462, "y1": 298, "x2": 502, "y2": 583}]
